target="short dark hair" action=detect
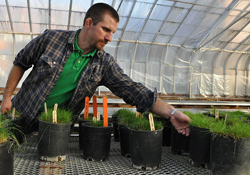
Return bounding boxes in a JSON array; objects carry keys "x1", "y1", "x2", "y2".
[{"x1": 83, "y1": 3, "x2": 119, "y2": 26}]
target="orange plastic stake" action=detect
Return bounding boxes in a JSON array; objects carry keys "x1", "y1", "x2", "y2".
[
  {"x1": 103, "y1": 97, "x2": 108, "y2": 127},
  {"x1": 84, "y1": 97, "x2": 89, "y2": 120},
  {"x1": 93, "y1": 95, "x2": 97, "y2": 117}
]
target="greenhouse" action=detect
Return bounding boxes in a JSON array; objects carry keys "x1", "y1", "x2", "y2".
[{"x1": 0, "y1": 0, "x2": 250, "y2": 174}]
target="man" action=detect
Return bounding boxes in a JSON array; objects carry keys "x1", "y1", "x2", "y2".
[{"x1": 1, "y1": 3, "x2": 190, "y2": 135}]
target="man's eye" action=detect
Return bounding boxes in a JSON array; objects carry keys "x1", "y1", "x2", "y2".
[{"x1": 104, "y1": 28, "x2": 110, "y2": 32}]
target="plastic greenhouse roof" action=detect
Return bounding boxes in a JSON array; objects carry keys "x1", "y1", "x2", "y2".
[{"x1": 0, "y1": 0, "x2": 250, "y2": 98}]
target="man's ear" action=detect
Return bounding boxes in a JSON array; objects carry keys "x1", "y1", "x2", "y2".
[{"x1": 85, "y1": 18, "x2": 93, "y2": 29}]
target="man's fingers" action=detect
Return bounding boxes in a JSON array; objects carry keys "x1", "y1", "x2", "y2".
[
  {"x1": 177, "y1": 127, "x2": 190, "y2": 136},
  {"x1": 185, "y1": 127, "x2": 190, "y2": 136},
  {"x1": 1, "y1": 107, "x2": 10, "y2": 114}
]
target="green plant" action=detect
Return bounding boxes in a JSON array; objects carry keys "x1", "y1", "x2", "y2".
[
  {"x1": 89, "y1": 120, "x2": 103, "y2": 127},
  {"x1": 9, "y1": 109, "x2": 20, "y2": 117},
  {"x1": 206, "y1": 108, "x2": 217, "y2": 116},
  {"x1": 115, "y1": 109, "x2": 137, "y2": 125},
  {"x1": 184, "y1": 110, "x2": 250, "y2": 139},
  {"x1": 203, "y1": 110, "x2": 250, "y2": 139},
  {"x1": 210, "y1": 118, "x2": 250, "y2": 139},
  {"x1": 79, "y1": 113, "x2": 94, "y2": 120},
  {"x1": 39, "y1": 108, "x2": 73, "y2": 124},
  {"x1": 210, "y1": 110, "x2": 248, "y2": 124},
  {"x1": 244, "y1": 113, "x2": 250, "y2": 118},
  {"x1": 3, "y1": 109, "x2": 20, "y2": 120},
  {"x1": 0, "y1": 115, "x2": 9, "y2": 144},
  {"x1": 183, "y1": 111, "x2": 215, "y2": 129},
  {"x1": 129, "y1": 116, "x2": 163, "y2": 131},
  {"x1": 0, "y1": 115, "x2": 20, "y2": 145}
]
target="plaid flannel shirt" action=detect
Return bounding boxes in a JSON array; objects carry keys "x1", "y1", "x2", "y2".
[{"x1": 12, "y1": 29, "x2": 157, "y2": 126}]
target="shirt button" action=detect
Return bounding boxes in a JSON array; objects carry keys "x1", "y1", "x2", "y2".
[
  {"x1": 78, "y1": 60, "x2": 80, "y2": 63},
  {"x1": 53, "y1": 61, "x2": 56, "y2": 64}
]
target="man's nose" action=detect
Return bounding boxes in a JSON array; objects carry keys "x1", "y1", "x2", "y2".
[{"x1": 105, "y1": 32, "x2": 113, "y2": 42}]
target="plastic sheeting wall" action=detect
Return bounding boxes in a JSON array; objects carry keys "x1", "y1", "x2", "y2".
[{"x1": 0, "y1": 0, "x2": 250, "y2": 99}]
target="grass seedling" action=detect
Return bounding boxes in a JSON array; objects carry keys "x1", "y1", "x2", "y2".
[
  {"x1": 129, "y1": 116, "x2": 163, "y2": 131},
  {"x1": 202, "y1": 110, "x2": 250, "y2": 139},
  {"x1": 184, "y1": 110, "x2": 250, "y2": 139},
  {"x1": 0, "y1": 115, "x2": 9, "y2": 144},
  {"x1": 116, "y1": 109, "x2": 137, "y2": 126},
  {"x1": 0, "y1": 115, "x2": 20, "y2": 145},
  {"x1": 210, "y1": 119, "x2": 250, "y2": 139},
  {"x1": 39, "y1": 108, "x2": 73, "y2": 124},
  {"x1": 79, "y1": 113, "x2": 94, "y2": 121},
  {"x1": 8, "y1": 108, "x2": 20, "y2": 117},
  {"x1": 89, "y1": 120, "x2": 103, "y2": 127},
  {"x1": 3, "y1": 109, "x2": 20, "y2": 120},
  {"x1": 183, "y1": 111, "x2": 215, "y2": 129}
]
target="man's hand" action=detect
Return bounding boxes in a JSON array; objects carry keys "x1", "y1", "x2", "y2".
[
  {"x1": 151, "y1": 98, "x2": 191, "y2": 136},
  {"x1": 1, "y1": 97, "x2": 12, "y2": 114},
  {"x1": 170, "y1": 110, "x2": 190, "y2": 136}
]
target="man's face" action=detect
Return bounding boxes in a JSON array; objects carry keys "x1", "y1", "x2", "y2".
[{"x1": 88, "y1": 13, "x2": 118, "y2": 50}]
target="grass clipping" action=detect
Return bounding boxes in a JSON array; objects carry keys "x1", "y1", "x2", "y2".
[{"x1": 39, "y1": 108, "x2": 73, "y2": 124}]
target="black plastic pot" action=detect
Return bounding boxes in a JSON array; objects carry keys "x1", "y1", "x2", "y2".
[
  {"x1": 162, "y1": 125, "x2": 172, "y2": 147},
  {"x1": 37, "y1": 120, "x2": 71, "y2": 162},
  {"x1": 0, "y1": 141, "x2": 13, "y2": 175},
  {"x1": 78, "y1": 118, "x2": 91, "y2": 150},
  {"x1": 129, "y1": 128, "x2": 163, "y2": 170},
  {"x1": 154, "y1": 116, "x2": 172, "y2": 146},
  {"x1": 171, "y1": 127, "x2": 189, "y2": 155},
  {"x1": 119, "y1": 124, "x2": 130, "y2": 157},
  {"x1": 11, "y1": 116, "x2": 25, "y2": 144},
  {"x1": 210, "y1": 134, "x2": 250, "y2": 175},
  {"x1": 82, "y1": 123, "x2": 112, "y2": 161},
  {"x1": 112, "y1": 115, "x2": 119, "y2": 142},
  {"x1": 189, "y1": 126, "x2": 211, "y2": 167}
]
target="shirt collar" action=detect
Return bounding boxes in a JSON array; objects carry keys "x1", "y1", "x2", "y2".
[
  {"x1": 67, "y1": 30, "x2": 78, "y2": 51},
  {"x1": 74, "y1": 29, "x2": 97, "y2": 57}
]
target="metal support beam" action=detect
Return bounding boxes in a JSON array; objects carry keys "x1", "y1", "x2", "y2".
[
  {"x1": 48, "y1": 0, "x2": 51, "y2": 29},
  {"x1": 27, "y1": 0, "x2": 33, "y2": 40},
  {"x1": 130, "y1": 41, "x2": 138, "y2": 78},
  {"x1": 199, "y1": 7, "x2": 250, "y2": 49},
  {"x1": 182, "y1": 0, "x2": 216, "y2": 46},
  {"x1": 67, "y1": 0, "x2": 73, "y2": 30},
  {"x1": 196, "y1": 0, "x2": 241, "y2": 50},
  {"x1": 115, "y1": 0, "x2": 137, "y2": 63},
  {"x1": 168, "y1": 0, "x2": 198, "y2": 43},
  {"x1": 5, "y1": 0, "x2": 16, "y2": 59},
  {"x1": 212, "y1": 50, "x2": 223, "y2": 96}
]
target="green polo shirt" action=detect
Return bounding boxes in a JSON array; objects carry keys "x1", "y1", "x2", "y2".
[{"x1": 42, "y1": 30, "x2": 97, "y2": 109}]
